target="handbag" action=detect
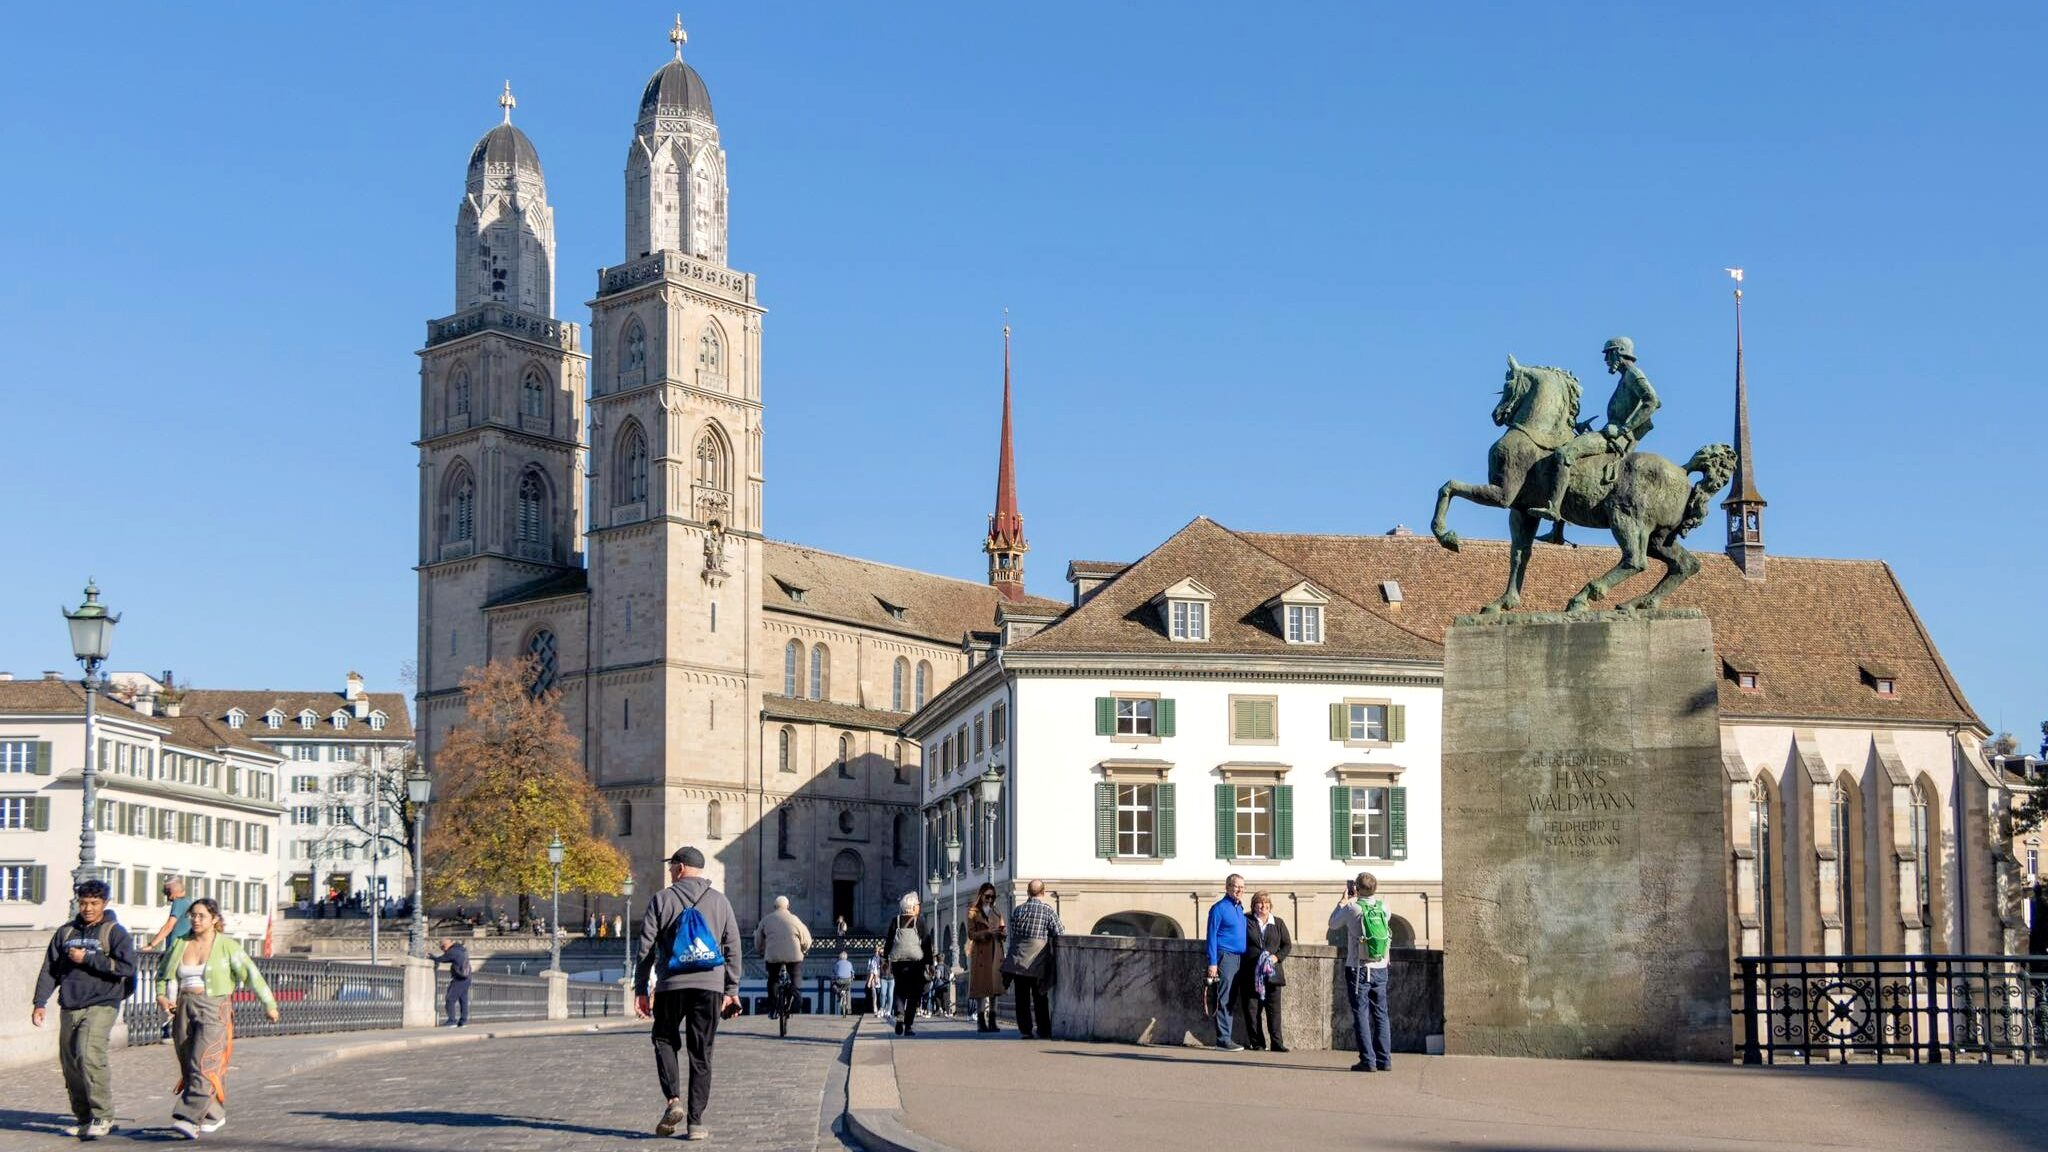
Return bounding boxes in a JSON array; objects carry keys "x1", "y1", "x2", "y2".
[{"x1": 1002, "y1": 931, "x2": 1052, "y2": 979}]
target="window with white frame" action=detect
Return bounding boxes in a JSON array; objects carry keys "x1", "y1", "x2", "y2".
[
  {"x1": 369, "y1": 711, "x2": 386, "y2": 731},
  {"x1": 1115, "y1": 698, "x2": 1155, "y2": 737},
  {"x1": 0, "y1": 797, "x2": 40, "y2": 829},
  {"x1": 291, "y1": 775, "x2": 318, "y2": 792},
  {"x1": 1347, "y1": 786, "x2": 1391, "y2": 858},
  {"x1": 226, "y1": 709, "x2": 246, "y2": 729},
  {"x1": 291, "y1": 806, "x2": 319, "y2": 825},
  {"x1": 1234, "y1": 785, "x2": 1274, "y2": 859},
  {"x1": 331, "y1": 712, "x2": 350, "y2": 729},
  {"x1": 298, "y1": 711, "x2": 316, "y2": 729},
  {"x1": 0, "y1": 865, "x2": 40, "y2": 902},
  {"x1": 1347, "y1": 703, "x2": 1388, "y2": 742},
  {"x1": 0, "y1": 742, "x2": 36, "y2": 774},
  {"x1": 1169, "y1": 600, "x2": 1208, "y2": 642},
  {"x1": 265, "y1": 710, "x2": 283, "y2": 729},
  {"x1": 291, "y1": 745, "x2": 318, "y2": 762},
  {"x1": 1285, "y1": 604, "x2": 1322, "y2": 644},
  {"x1": 1117, "y1": 783, "x2": 1158, "y2": 857}
]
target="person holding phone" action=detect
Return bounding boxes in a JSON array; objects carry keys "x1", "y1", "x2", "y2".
[{"x1": 634, "y1": 846, "x2": 743, "y2": 1141}]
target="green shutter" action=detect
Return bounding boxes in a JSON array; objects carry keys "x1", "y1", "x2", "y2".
[
  {"x1": 31, "y1": 742, "x2": 52, "y2": 775},
  {"x1": 1214, "y1": 784, "x2": 1235, "y2": 860},
  {"x1": 1329, "y1": 703, "x2": 1347, "y2": 741},
  {"x1": 30, "y1": 797, "x2": 49, "y2": 832},
  {"x1": 1095, "y1": 782, "x2": 1116, "y2": 857},
  {"x1": 1273, "y1": 785, "x2": 1294, "y2": 860},
  {"x1": 1388, "y1": 704, "x2": 1407, "y2": 743},
  {"x1": 1231, "y1": 699, "x2": 1252, "y2": 741},
  {"x1": 1389, "y1": 786, "x2": 1409, "y2": 860},
  {"x1": 1156, "y1": 783, "x2": 1177, "y2": 858},
  {"x1": 28, "y1": 865, "x2": 46, "y2": 904},
  {"x1": 1157, "y1": 698, "x2": 1176, "y2": 737},
  {"x1": 1330, "y1": 785, "x2": 1351, "y2": 858},
  {"x1": 1094, "y1": 697, "x2": 1114, "y2": 736}
]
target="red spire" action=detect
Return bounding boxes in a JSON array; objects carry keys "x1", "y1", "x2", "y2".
[{"x1": 985, "y1": 322, "x2": 1028, "y2": 599}]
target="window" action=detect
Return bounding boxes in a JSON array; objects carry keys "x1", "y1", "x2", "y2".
[
  {"x1": 622, "y1": 696, "x2": 631, "y2": 730},
  {"x1": 1830, "y1": 780, "x2": 1856, "y2": 951},
  {"x1": 776, "y1": 808, "x2": 792, "y2": 859},
  {"x1": 0, "y1": 796, "x2": 49, "y2": 830},
  {"x1": 1229, "y1": 696, "x2": 1278, "y2": 743},
  {"x1": 265, "y1": 710, "x2": 283, "y2": 729},
  {"x1": 0, "y1": 742, "x2": 44, "y2": 774},
  {"x1": 226, "y1": 709, "x2": 246, "y2": 729},
  {"x1": 298, "y1": 711, "x2": 317, "y2": 729},
  {"x1": 991, "y1": 703, "x2": 1007, "y2": 747},
  {"x1": 617, "y1": 423, "x2": 649, "y2": 506},
  {"x1": 1169, "y1": 600, "x2": 1208, "y2": 642},
  {"x1": 838, "y1": 810, "x2": 855, "y2": 835},
  {"x1": 892, "y1": 658, "x2": 908, "y2": 712},
  {"x1": 698, "y1": 324, "x2": 723, "y2": 377},
  {"x1": 695, "y1": 432, "x2": 725, "y2": 490},
  {"x1": 1117, "y1": 784, "x2": 1158, "y2": 857},
  {"x1": 369, "y1": 711, "x2": 386, "y2": 731},
  {"x1": 973, "y1": 716, "x2": 986, "y2": 756},
  {"x1": 331, "y1": 773, "x2": 357, "y2": 793},
  {"x1": 783, "y1": 641, "x2": 802, "y2": 697},
  {"x1": 892, "y1": 813, "x2": 909, "y2": 865},
  {"x1": 331, "y1": 711, "x2": 350, "y2": 730},
  {"x1": 1234, "y1": 785, "x2": 1274, "y2": 859},
  {"x1": 453, "y1": 468, "x2": 475, "y2": 541},
  {"x1": 1748, "y1": 782, "x2": 1774, "y2": 953},
  {"x1": 451, "y1": 366, "x2": 471, "y2": 415},
  {"x1": 892, "y1": 742, "x2": 907, "y2": 784},
  {"x1": 1344, "y1": 786, "x2": 1392, "y2": 859},
  {"x1": 707, "y1": 799, "x2": 723, "y2": 840},
  {"x1": 517, "y1": 470, "x2": 548, "y2": 548},
  {"x1": 1351, "y1": 704, "x2": 1386, "y2": 742},
  {"x1": 1875, "y1": 678, "x2": 1896, "y2": 696},
  {"x1": 1908, "y1": 784, "x2": 1932, "y2": 932},
  {"x1": 1737, "y1": 672, "x2": 1759, "y2": 690},
  {"x1": 837, "y1": 734, "x2": 854, "y2": 779},
  {"x1": 526, "y1": 629, "x2": 558, "y2": 698},
  {"x1": 915, "y1": 662, "x2": 931, "y2": 709},
  {"x1": 1116, "y1": 698, "x2": 1154, "y2": 737},
  {"x1": 0, "y1": 865, "x2": 44, "y2": 903},
  {"x1": 521, "y1": 369, "x2": 547, "y2": 420},
  {"x1": 620, "y1": 319, "x2": 646, "y2": 381},
  {"x1": 940, "y1": 740, "x2": 952, "y2": 778},
  {"x1": 1285, "y1": 604, "x2": 1322, "y2": 644},
  {"x1": 777, "y1": 727, "x2": 795, "y2": 773},
  {"x1": 809, "y1": 645, "x2": 827, "y2": 701},
  {"x1": 2026, "y1": 840, "x2": 2038, "y2": 881}
]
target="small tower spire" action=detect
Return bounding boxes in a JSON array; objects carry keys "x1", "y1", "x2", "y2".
[
  {"x1": 984, "y1": 315, "x2": 1029, "y2": 601},
  {"x1": 499, "y1": 80, "x2": 516, "y2": 125},
  {"x1": 670, "y1": 13, "x2": 688, "y2": 61},
  {"x1": 1721, "y1": 268, "x2": 1767, "y2": 579}
]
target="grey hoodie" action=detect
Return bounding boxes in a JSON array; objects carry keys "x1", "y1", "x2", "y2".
[{"x1": 635, "y1": 876, "x2": 744, "y2": 996}]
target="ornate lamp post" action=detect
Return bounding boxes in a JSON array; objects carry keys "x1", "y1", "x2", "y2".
[
  {"x1": 621, "y1": 874, "x2": 636, "y2": 982},
  {"x1": 944, "y1": 833, "x2": 963, "y2": 997},
  {"x1": 976, "y1": 766, "x2": 1005, "y2": 882},
  {"x1": 406, "y1": 767, "x2": 433, "y2": 958},
  {"x1": 547, "y1": 834, "x2": 566, "y2": 973},
  {"x1": 61, "y1": 581, "x2": 118, "y2": 895}
]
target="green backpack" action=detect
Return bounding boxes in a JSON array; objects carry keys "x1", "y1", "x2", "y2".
[{"x1": 1358, "y1": 898, "x2": 1391, "y2": 963}]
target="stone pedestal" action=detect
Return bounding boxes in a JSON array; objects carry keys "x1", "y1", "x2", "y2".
[
  {"x1": 1442, "y1": 610, "x2": 1730, "y2": 1062},
  {"x1": 401, "y1": 956, "x2": 437, "y2": 1029},
  {"x1": 545, "y1": 969, "x2": 569, "y2": 1021}
]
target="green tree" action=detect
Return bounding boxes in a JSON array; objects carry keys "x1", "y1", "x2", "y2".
[{"x1": 424, "y1": 658, "x2": 627, "y2": 913}]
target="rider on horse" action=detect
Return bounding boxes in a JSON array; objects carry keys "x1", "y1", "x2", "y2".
[{"x1": 1536, "y1": 336, "x2": 1660, "y2": 525}]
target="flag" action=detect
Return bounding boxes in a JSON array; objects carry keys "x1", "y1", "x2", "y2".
[{"x1": 1725, "y1": 267, "x2": 1744, "y2": 283}]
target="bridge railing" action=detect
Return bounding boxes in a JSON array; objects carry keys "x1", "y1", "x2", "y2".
[
  {"x1": 124, "y1": 953, "x2": 404, "y2": 1044},
  {"x1": 1736, "y1": 954, "x2": 2048, "y2": 1065}
]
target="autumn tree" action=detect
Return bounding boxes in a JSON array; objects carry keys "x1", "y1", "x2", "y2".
[{"x1": 425, "y1": 657, "x2": 627, "y2": 918}]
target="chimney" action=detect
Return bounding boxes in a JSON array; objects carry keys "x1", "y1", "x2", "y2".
[
  {"x1": 345, "y1": 671, "x2": 365, "y2": 702},
  {"x1": 160, "y1": 669, "x2": 175, "y2": 691},
  {"x1": 42, "y1": 671, "x2": 62, "y2": 681},
  {"x1": 134, "y1": 692, "x2": 155, "y2": 717},
  {"x1": 162, "y1": 696, "x2": 182, "y2": 717}
]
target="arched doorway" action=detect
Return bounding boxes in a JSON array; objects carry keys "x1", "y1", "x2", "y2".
[
  {"x1": 832, "y1": 850, "x2": 863, "y2": 933},
  {"x1": 1389, "y1": 914, "x2": 1417, "y2": 948},
  {"x1": 1091, "y1": 911, "x2": 1183, "y2": 939}
]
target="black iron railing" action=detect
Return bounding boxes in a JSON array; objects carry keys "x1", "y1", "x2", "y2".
[
  {"x1": 567, "y1": 980, "x2": 626, "y2": 1019},
  {"x1": 440, "y1": 970, "x2": 548, "y2": 1023},
  {"x1": 125, "y1": 953, "x2": 404, "y2": 1045},
  {"x1": 1736, "y1": 954, "x2": 2048, "y2": 1065}
]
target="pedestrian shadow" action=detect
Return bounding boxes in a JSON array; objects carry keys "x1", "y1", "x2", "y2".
[
  {"x1": 1039, "y1": 1046, "x2": 1356, "y2": 1073},
  {"x1": 289, "y1": 1108, "x2": 628, "y2": 1140},
  {"x1": 0, "y1": 1109, "x2": 70, "y2": 1135}
]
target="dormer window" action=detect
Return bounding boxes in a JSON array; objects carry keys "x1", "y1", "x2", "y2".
[
  {"x1": 297, "y1": 710, "x2": 317, "y2": 729},
  {"x1": 1153, "y1": 578, "x2": 1214, "y2": 643},
  {"x1": 369, "y1": 710, "x2": 387, "y2": 731},
  {"x1": 775, "y1": 578, "x2": 807, "y2": 604},
  {"x1": 877, "y1": 598, "x2": 907, "y2": 621},
  {"x1": 331, "y1": 711, "x2": 350, "y2": 730},
  {"x1": 1738, "y1": 672, "x2": 1760, "y2": 690},
  {"x1": 1266, "y1": 581, "x2": 1328, "y2": 645},
  {"x1": 1875, "y1": 677, "x2": 1895, "y2": 696},
  {"x1": 226, "y1": 708, "x2": 247, "y2": 730},
  {"x1": 265, "y1": 709, "x2": 284, "y2": 729},
  {"x1": 1723, "y1": 655, "x2": 1761, "y2": 691},
  {"x1": 1859, "y1": 663, "x2": 1898, "y2": 698}
]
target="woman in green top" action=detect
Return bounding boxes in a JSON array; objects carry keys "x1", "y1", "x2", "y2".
[{"x1": 154, "y1": 898, "x2": 277, "y2": 1139}]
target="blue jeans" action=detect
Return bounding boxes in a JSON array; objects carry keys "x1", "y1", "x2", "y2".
[
  {"x1": 1346, "y1": 965, "x2": 1392, "y2": 1068},
  {"x1": 1213, "y1": 951, "x2": 1243, "y2": 1046},
  {"x1": 877, "y1": 976, "x2": 895, "y2": 1014}
]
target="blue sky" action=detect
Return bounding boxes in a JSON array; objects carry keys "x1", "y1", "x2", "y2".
[{"x1": 1, "y1": 3, "x2": 2039, "y2": 738}]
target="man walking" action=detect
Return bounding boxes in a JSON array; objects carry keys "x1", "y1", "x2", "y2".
[
  {"x1": 146, "y1": 876, "x2": 195, "y2": 951},
  {"x1": 32, "y1": 879, "x2": 137, "y2": 1140},
  {"x1": 635, "y1": 847, "x2": 742, "y2": 1142},
  {"x1": 1204, "y1": 874, "x2": 1249, "y2": 1051},
  {"x1": 752, "y1": 895, "x2": 812, "y2": 1018},
  {"x1": 1330, "y1": 871, "x2": 1394, "y2": 1072},
  {"x1": 1003, "y1": 880, "x2": 1064, "y2": 1040},
  {"x1": 430, "y1": 937, "x2": 472, "y2": 1026}
]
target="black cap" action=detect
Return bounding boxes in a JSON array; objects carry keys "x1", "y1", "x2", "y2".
[{"x1": 668, "y1": 846, "x2": 705, "y2": 868}]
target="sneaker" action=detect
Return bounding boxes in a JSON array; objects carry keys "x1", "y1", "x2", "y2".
[
  {"x1": 1350, "y1": 1060, "x2": 1376, "y2": 1072},
  {"x1": 82, "y1": 1120, "x2": 116, "y2": 1140},
  {"x1": 1217, "y1": 1042, "x2": 1244, "y2": 1052},
  {"x1": 682, "y1": 1124, "x2": 709, "y2": 1141},
  {"x1": 654, "y1": 1100, "x2": 686, "y2": 1138},
  {"x1": 200, "y1": 1116, "x2": 227, "y2": 1134},
  {"x1": 172, "y1": 1119, "x2": 199, "y2": 1139}
]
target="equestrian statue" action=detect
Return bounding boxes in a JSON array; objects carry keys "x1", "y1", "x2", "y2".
[{"x1": 1430, "y1": 336, "x2": 1736, "y2": 614}]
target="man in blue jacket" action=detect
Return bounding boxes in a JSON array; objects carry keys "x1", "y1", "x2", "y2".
[
  {"x1": 32, "y1": 879, "x2": 137, "y2": 1140},
  {"x1": 1204, "y1": 873, "x2": 1248, "y2": 1051}
]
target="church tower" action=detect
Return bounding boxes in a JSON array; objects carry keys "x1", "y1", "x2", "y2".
[
  {"x1": 584, "y1": 18, "x2": 766, "y2": 896},
  {"x1": 984, "y1": 324, "x2": 1028, "y2": 599},
  {"x1": 415, "y1": 86, "x2": 588, "y2": 762},
  {"x1": 1722, "y1": 274, "x2": 1767, "y2": 579}
]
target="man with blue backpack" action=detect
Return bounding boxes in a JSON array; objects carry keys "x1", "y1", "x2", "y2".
[
  {"x1": 635, "y1": 846, "x2": 743, "y2": 1141},
  {"x1": 1329, "y1": 871, "x2": 1394, "y2": 1072}
]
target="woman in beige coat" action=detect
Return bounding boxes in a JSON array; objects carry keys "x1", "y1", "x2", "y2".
[{"x1": 966, "y1": 883, "x2": 1007, "y2": 1032}]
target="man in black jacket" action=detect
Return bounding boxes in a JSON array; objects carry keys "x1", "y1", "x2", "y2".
[
  {"x1": 634, "y1": 846, "x2": 742, "y2": 1142},
  {"x1": 31, "y1": 879, "x2": 137, "y2": 1140},
  {"x1": 431, "y1": 938, "x2": 472, "y2": 1026}
]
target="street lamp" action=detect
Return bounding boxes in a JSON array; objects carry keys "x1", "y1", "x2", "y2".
[
  {"x1": 944, "y1": 833, "x2": 963, "y2": 998},
  {"x1": 547, "y1": 834, "x2": 566, "y2": 973},
  {"x1": 61, "y1": 581, "x2": 118, "y2": 896},
  {"x1": 621, "y1": 874, "x2": 636, "y2": 983},
  {"x1": 976, "y1": 766, "x2": 1005, "y2": 882},
  {"x1": 406, "y1": 767, "x2": 433, "y2": 958}
]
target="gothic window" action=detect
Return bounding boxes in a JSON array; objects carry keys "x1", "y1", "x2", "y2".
[
  {"x1": 616, "y1": 423, "x2": 649, "y2": 506},
  {"x1": 809, "y1": 645, "x2": 828, "y2": 701},
  {"x1": 915, "y1": 661, "x2": 931, "y2": 709},
  {"x1": 517, "y1": 470, "x2": 548, "y2": 549},
  {"x1": 1909, "y1": 778, "x2": 1935, "y2": 940},
  {"x1": 695, "y1": 431, "x2": 726, "y2": 490},
  {"x1": 446, "y1": 464, "x2": 475, "y2": 543},
  {"x1": 521, "y1": 369, "x2": 547, "y2": 420},
  {"x1": 837, "y1": 733, "x2": 854, "y2": 779},
  {"x1": 526, "y1": 630, "x2": 558, "y2": 698},
  {"x1": 892, "y1": 743, "x2": 907, "y2": 784},
  {"x1": 698, "y1": 325, "x2": 723, "y2": 377},
  {"x1": 892, "y1": 658, "x2": 908, "y2": 712},
  {"x1": 707, "y1": 799, "x2": 723, "y2": 840},
  {"x1": 783, "y1": 641, "x2": 803, "y2": 697},
  {"x1": 1747, "y1": 778, "x2": 1775, "y2": 954},
  {"x1": 777, "y1": 726, "x2": 795, "y2": 773},
  {"x1": 1830, "y1": 778, "x2": 1858, "y2": 952},
  {"x1": 451, "y1": 367, "x2": 471, "y2": 417}
]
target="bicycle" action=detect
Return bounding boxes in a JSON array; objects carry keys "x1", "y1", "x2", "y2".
[{"x1": 773, "y1": 965, "x2": 796, "y2": 1037}]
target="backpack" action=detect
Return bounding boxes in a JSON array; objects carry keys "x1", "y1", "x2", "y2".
[
  {"x1": 1359, "y1": 898, "x2": 1392, "y2": 964},
  {"x1": 84, "y1": 920, "x2": 137, "y2": 997},
  {"x1": 663, "y1": 891, "x2": 726, "y2": 976}
]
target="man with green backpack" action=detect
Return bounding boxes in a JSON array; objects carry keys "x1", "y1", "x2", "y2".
[{"x1": 1328, "y1": 871, "x2": 1393, "y2": 1072}]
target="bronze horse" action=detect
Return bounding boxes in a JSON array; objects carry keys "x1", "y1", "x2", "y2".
[{"x1": 1431, "y1": 355, "x2": 1736, "y2": 613}]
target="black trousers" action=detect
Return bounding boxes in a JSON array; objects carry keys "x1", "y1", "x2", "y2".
[
  {"x1": 651, "y1": 988, "x2": 721, "y2": 1122},
  {"x1": 1238, "y1": 982, "x2": 1283, "y2": 1049},
  {"x1": 1012, "y1": 975, "x2": 1051, "y2": 1038},
  {"x1": 890, "y1": 961, "x2": 927, "y2": 1031},
  {"x1": 444, "y1": 979, "x2": 470, "y2": 1026},
  {"x1": 765, "y1": 961, "x2": 800, "y2": 1013}
]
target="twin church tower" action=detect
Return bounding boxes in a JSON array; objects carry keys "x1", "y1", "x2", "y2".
[{"x1": 413, "y1": 20, "x2": 1041, "y2": 932}]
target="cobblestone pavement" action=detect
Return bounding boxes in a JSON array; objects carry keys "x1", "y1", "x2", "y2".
[{"x1": 0, "y1": 1016, "x2": 856, "y2": 1150}]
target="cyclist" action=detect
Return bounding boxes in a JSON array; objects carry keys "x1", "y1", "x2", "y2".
[
  {"x1": 752, "y1": 895, "x2": 812, "y2": 1022},
  {"x1": 831, "y1": 951, "x2": 854, "y2": 1016}
]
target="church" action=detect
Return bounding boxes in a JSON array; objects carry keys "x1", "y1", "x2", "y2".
[{"x1": 412, "y1": 20, "x2": 1062, "y2": 934}]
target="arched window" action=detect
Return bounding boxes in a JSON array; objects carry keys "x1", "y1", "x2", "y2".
[
  {"x1": 616, "y1": 423, "x2": 648, "y2": 506},
  {"x1": 1748, "y1": 778, "x2": 1775, "y2": 954},
  {"x1": 777, "y1": 726, "x2": 794, "y2": 773},
  {"x1": 446, "y1": 464, "x2": 475, "y2": 543},
  {"x1": 620, "y1": 319, "x2": 647, "y2": 380},
  {"x1": 810, "y1": 645, "x2": 828, "y2": 701},
  {"x1": 915, "y1": 661, "x2": 931, "y2": 709},
  {"x1": 892, "y1": 658, "x2": 908, "y2": 712},
  {"x1": 451, "y1": 366, "x2": 471, "y2": 417},
  {"x1": 521, "y1": 368, "x2": 547, "y2": 420},
  {"x1": 837, "y1": 733, "x2": 854, "y2": 779},
  {"x1": 1830, "y1": 778, "x2": 1858, "y2": 952},
  {"x1": 892, "y1": 742, "x2": 906, "y2": 784},
  {"x1": 776, "y1": 807, "x2": 792, "y2": 859},
  {"x1": 1909, "y1": 779, "x2": 1935, "y2": 943},
  {"x1": 698, "y1": 324, "x2": 723, "y2": 376},
  {"x1": 707, "y1": 799, "x2": 723, "y2": 840},
  {"x1": 517, "y1": 470, "x2": 548, "y2": 548},
  {"x1": 526, "y1": 629, "x2": 558, "y2": 698},
  {"x1": 695, "y1": 431, "x2": 726, "y2": 490},
  {"x1": 783, "y1": 640, "x2": 802, "y2": 697}
]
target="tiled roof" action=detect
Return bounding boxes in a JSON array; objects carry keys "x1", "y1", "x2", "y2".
[
  {"x1": 158, "y1": 714, "x2": 285, "y2": 761},
  {"x1": 1014, "y1": 518, "x2": 1979, "y2": 727},
  {"x1": 178, "y1": 689, "x2": 415, "y2": 741},
  {"x1": 1066, "y1": 560, "x2": 1129, "y2": 577},
  {"x1": 761, "y1": 694, "x2": 912, "y2": 734},
  {"x1": 0, "y1": 680, "x2": 166, "y2": 730},
  {"x1": 762, "y1": 540, "x2": 1051, "y2": 645}
]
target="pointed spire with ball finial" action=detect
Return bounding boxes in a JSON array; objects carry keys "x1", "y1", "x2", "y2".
[
  {"x1": 1722, "y1": 268, "x2": 1767, "y2": 579},
  {"x1": 984, "y1": 315, "x2": 1028, "y2": 601}
]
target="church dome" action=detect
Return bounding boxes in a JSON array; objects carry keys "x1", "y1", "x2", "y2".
[
  {"x1": 468, "y1": 123, "x2": 543, "y2": 178},
  {"x1": 639, "y1": 60, "x2": 715, "y2": 122}
]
